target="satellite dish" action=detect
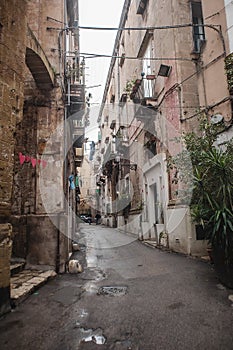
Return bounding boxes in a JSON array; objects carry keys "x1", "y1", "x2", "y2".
[{"x1": 210, "y1": 114, "x2": 223, "y2": 124}]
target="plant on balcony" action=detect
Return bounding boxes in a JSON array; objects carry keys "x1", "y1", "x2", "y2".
[
  {"x1": 124, "y1": 79, "x2": 136, "y2": 98},
  {"x1": 170, "y1": 116, "x2": 233, "y2": 288}
]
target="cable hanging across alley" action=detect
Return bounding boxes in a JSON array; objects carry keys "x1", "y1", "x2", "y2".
[
  {"x1": 80, "y1": 52, "x2": 194, "y2": 62},
  {"x1": 51, "y1": 22, "x2": 226, "y2": 66},
  {"x1": 52, "y1": 22, "x2": 228, "y2": 122},
  {"x1": 77, "y1": 23, "x2": 219, "y2": 32},
  {"x1": 76, "y1": 23, "x2": 224, "y2": 51}
]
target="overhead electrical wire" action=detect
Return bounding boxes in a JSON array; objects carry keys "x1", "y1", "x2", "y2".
[
  {"x1": 77, "y1": 23, "x2": 219, "y2": 31},
  {"x1": 80, "y1": 52, "x2": 194, "y2": 62},
  {"x1": 50, "y1": 21, "x2": 226, "y2": 122}
]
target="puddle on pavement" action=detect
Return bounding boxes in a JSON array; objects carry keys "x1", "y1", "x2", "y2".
[
  {"x1": 77, "y1": 327, "x2": 106, "y2": 345},
  {"x1": 75, "y1": 309, "x2": 89, "y2": 328},
  {"x1": 78, "y1": 309, "x2": 88, "y2": 319},
  {"x1": 98, "y1": 286, "x2": 128, "y2": 296},
  {"x1": 86, "y1": 254, "x2": 97, "y2": 268},
  {"x1": 83, "y1": 269, "x2": 106, "y2": 295},
  {"x1": 83, "y1": 281, "x2": 99, "y2": 294}
]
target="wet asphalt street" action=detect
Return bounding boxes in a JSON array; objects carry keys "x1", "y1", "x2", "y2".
[{"x1": 1, "y1": 223, "x2": 233, "y2": 350}]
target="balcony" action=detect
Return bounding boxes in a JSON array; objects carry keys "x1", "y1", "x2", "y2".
[
  {"x1": 116, "y1": 136, "x2": 128, "y2": 157},
  {"x1": 74, "y1": 146, "x2": 84, "y2": 167},
  {"x1": 135, "y1": 103, "x2": 158, "y2": 122},
  {"x1": 73, "y1": 133, "x2": 84, "y2": 148},
  {"x1": 72, "y1": 122, "x2": 84, "y2": 133},
  {"x1": 67, "y1": 84, "x2": 85, "y2": 115}
]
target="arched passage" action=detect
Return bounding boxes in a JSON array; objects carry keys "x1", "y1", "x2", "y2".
[{"x1": 26, "y1": 27, "x2": 55, "y2": 90}]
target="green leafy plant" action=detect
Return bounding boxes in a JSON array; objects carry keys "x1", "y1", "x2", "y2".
[
  {"x1": 170, "y1": 115, "x2": 233, "y2": 264},
  {"x1": 124, "y1": 79, "x2": 136, "y2": 99}
]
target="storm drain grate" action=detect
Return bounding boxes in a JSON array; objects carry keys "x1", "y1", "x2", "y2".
[{"x1": 98, "y1": 286, "x2": 128, "y2": 296}]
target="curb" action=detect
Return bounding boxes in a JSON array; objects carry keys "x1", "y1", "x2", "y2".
[
  {"x1": 140, "y1": 239, "x2": 211, "y2": 263},
  {"x1": 11, "y1": 270, "x2": 57, "y2": 307}
]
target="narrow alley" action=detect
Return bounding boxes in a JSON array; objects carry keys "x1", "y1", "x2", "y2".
[
  {"x1": 1, "y1": 1, "x2": 233, "y2": 349},
  {"x1": 1, "y1": 223, "x2": 233, "y2": 350}
]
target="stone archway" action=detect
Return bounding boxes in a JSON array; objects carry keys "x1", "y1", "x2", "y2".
[{"x1": 26, "y1": 26, "x2": 55, "y2": 91}]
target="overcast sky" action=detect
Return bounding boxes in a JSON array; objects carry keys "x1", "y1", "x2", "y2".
[
  {"x1": 79, "y1": 0, "x2": 125, "y2": 104},
  {"x1": 79, "y1": 0, "x2": 125, "y2": 141}
]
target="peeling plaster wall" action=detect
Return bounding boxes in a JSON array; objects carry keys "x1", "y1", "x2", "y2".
[
  {"x1": 102, "y1": 0, "x2": 207, "y2": 256},
  {"x1": 199, "y1": 0, "x2": 232, "y2": 121}
]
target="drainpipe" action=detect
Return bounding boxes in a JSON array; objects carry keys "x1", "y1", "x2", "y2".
[
  {"x1": 73, "y1": 0, "x2": 80, "y2": 82},
  {"x1": 63, "y1": 0, "x2": 70, "y2": 263}
]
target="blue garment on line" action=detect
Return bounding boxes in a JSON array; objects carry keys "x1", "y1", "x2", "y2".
[{"x1": 68, "y1": 175, "x2": 75, "y2": 190}]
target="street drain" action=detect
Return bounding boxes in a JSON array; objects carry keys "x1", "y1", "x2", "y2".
[
  {"x1": 98, "y1": 286, "x2": 128, "y2": 296},
  {"x1": 78, "y1": 327, "x2": 106, "y2": 345}
]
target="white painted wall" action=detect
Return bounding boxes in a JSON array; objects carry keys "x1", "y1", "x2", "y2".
[
  {"x1": 142, "y1": 153, "x2": 169, "y2": 241},
  {"x1": 225, "y1": 0, "x2": 233, "y2": 53},
  {"x1": 167, "y1": 205, "x2": 208, "y2": 256}
]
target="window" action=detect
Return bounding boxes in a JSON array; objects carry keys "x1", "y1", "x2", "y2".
[
  {"x1": 143, "y1": 43, "x2": 153, "y2": 98},
  {"x1": 191, "y1": 2, "x2": 205, "y2": 53},
  {"x1": 144, "y1": 132, "x2": 157, "y2": 159},
  {"x1": 136, "y1": 0, "x2": 149, "y2": 15}
]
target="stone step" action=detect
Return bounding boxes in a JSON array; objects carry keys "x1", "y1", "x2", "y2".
[
  {"x1": 10, "y1": 262, "x2": 26, "y2": 277},
  {"x1": 10, "y1": 269, "x2": 56, "y2": 307}
]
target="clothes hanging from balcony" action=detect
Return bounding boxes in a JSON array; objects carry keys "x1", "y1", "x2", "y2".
[
  {"x1": 68, "y1": 174, "x2": 75, "y2": 190},
  {"x1": 89, "y1": 141, "x2": 95, "y2": 161}
]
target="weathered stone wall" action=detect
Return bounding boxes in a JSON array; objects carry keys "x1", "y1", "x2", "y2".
[
  {"x1": 10, "y1": 216, "x2": 27, "y2": 258},
  {"x1": 0, "y1": 0, "x2": 27, "y2": 218},
  {"x1": 0, "y1": 224, "x2": 12, "y2": 315},
  {"x1": 0, "y1": 0, "x2": 77, "y2": 316},
  {"x1": 26, "y1": 214, "x2": 69, "y2": 273},
  {"x1": 0, "y1": 0, "x2": 27, "y2": 316},
  {"x1": 11, "y1": 0, "x2": 74, "y2": 266},
  {"x1": 199, "y1": 0, "x2": 232, "y2": 122},
  {"x1": 27, "y1": 0, "x2": 64, "y2": 74},
  {"x1": 12, "y1": 67, "x2": 66, "y2": 259}
]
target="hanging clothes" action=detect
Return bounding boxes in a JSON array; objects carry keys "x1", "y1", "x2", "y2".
[
  {"x1": 89, "y1": 141, "x2": 95, "y2": 161},
  {"x1": 68, "y1": 174, "x2": 75, "y2": 190}
]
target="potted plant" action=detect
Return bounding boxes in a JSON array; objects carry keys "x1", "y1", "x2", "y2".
[{"x1": 170, "y1": 116, "x2": 233, "y2": 287}]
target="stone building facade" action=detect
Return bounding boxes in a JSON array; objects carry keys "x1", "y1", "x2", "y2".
[
  {"x1": 0, "y1": 0, "x2": 85, "y2": 315},
  {"x1": 0, "y1": 0, "x2": 28, "y2": 317},
  {"x1": 97, "y1": 0, "x2": 232, "y2": 255}
]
